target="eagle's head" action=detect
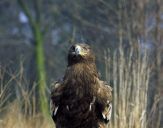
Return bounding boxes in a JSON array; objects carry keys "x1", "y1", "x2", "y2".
[{"x1": 68, "y1": 43, "x2": 95, "y2": 66}]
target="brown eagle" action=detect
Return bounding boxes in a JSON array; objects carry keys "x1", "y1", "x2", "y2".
[{"x1": 51, "y1": 43, "x2": 112, "y2": 128}]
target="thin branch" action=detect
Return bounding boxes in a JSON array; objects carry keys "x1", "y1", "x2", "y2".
[
  {"x1": 33, "y1": 0, "x2": 41, "y2": 24},
  {"x1": 17, "y1": 0, "x2": 35, "y2": 29}
]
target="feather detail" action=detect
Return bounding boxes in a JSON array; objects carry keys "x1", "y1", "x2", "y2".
[
  {"x1": 102, "y1": 102, "x2": 112, "y2": 122},
  {"x1": 51, "y1": 80, "x2": 64, "y2": 121},
  {"x1": 53, "y1": 106, "x2": 59, "y2": 116},
  {"x1": 89, "y1": 96, "x2": 96, "y2": 111}
]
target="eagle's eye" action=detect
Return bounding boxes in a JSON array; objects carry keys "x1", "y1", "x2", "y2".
[
  {"x1": 71, "y1": 45, "x2": 76, "y2": 51},
  {"x1": 83, "y1": 46, "x2": 90, "y2": 52}
]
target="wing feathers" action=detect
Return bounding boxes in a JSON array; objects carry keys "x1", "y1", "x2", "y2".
[
  {"x1": 51, "y1": 78, "x2": 112, "y2": 126},
  {"x1": 97, "y1": 80, "x2": 112, "y2": 124},
  {"x1": 53, "y1": 106, "x2": 59, "y2": 116},
  {"x1": 102, "y1": 102, "x2": 112, "y2": 122},
  {"x1": 51, "y1": 81, "x2": 64, "y2": 120}
]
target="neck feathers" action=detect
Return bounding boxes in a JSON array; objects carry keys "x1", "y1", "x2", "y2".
[
  {"x1": 67, "y1": 62, "x2": 98, "y2": 80},
  {"x1": 64, "y1": 63, "x2": 98, "y2": 88},
  {"x1": 63, "y1": 63, "x2": 99, "y2": 98}
]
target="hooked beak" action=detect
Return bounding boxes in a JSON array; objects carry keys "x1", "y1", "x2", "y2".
[
  {"x1": 70, "y1": 44, "x2": 87, "y2": 56},
  {"x1": 74, "y1": 45, "x2": 81, "y2": 55}
]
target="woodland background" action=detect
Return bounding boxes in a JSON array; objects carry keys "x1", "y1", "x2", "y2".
[{"x1": 0, "y1": 0, "x2": 163, "y2": 128}]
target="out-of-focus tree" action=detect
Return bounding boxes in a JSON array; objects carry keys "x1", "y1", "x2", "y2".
[{"x1": 17, "y1": 0, "x2": 48, "y2": 116}]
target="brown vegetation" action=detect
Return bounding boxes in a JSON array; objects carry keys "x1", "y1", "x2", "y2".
[{"x1": 0, "y1": 44, "x2": 161, "y2": 128}]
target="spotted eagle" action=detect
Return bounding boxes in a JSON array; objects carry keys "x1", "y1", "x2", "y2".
[{"x1": 51, "y1": 43, "x2": 112, "y2": 128}]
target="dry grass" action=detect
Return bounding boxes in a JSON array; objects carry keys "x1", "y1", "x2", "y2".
[
  {"x1": 0, "y1": 101, "x2": 54, "y2": 128},
  {"x1": 0, "y1": 44, "x2": 160, "y2": 128},
  {"x1": 0, "y1": 65, "x2": 54, "y2": 128},
  {"x1": 105, "y1": 43, "x2": 160, "y2": 128}
]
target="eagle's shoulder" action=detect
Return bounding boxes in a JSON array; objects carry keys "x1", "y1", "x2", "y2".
[
  {"x1": 97, "y1": 80, "x2": 112, "y2": 100},
  {"x1": 99, "y1": 80, "x2": 112, "y2": 91},
  {"x1": 51, "y1": 78, "x2": 64, "y2": 98},
  {"x1": 96, "y1": 79, "x2": 112, "y2": 124},
  {"x1": 50, "y1": 78, "x2": 64, "y2": 120}
]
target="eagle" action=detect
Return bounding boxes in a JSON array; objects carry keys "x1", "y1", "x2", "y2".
[{"x1": 51, "y1": 43, "x2": 112, "y2": 128}]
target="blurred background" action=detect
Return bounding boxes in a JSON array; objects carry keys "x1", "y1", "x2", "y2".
[{"x1": 0, "y1": 0, "x2": 162, "y2": 128}]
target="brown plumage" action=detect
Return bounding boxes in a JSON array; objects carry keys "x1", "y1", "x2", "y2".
[{"x1": 51, "y1": 43, "x2": 112, "y2": 128}]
